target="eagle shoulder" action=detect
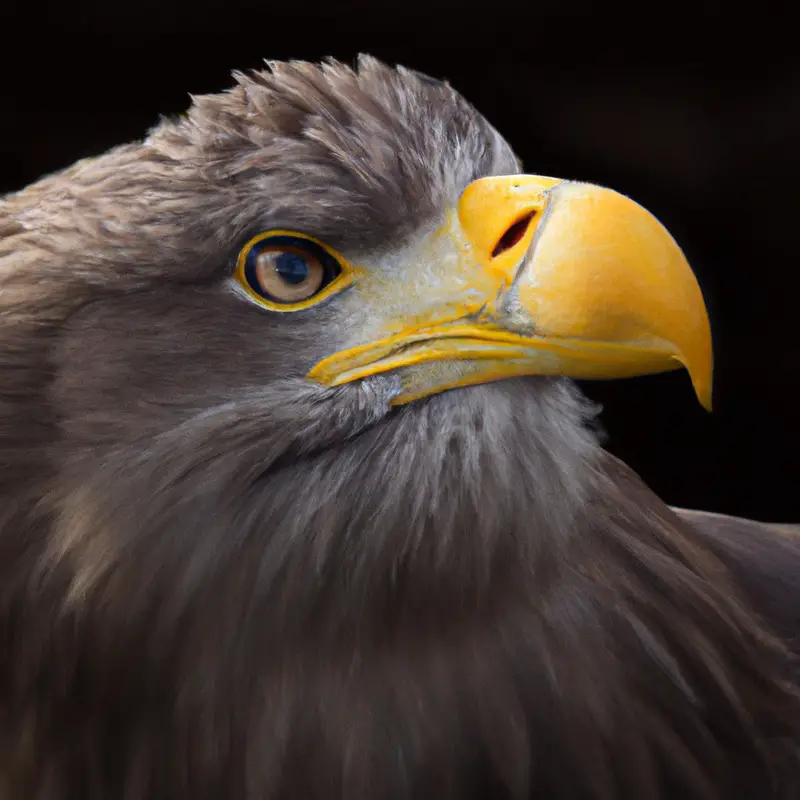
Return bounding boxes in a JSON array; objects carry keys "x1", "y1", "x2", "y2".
[{"x1": 674, "y1": 507, "x2": 800, "y2": 649}]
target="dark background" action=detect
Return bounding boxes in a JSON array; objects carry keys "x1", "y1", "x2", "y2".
[{"x1": 2, "y1": 6, "x2": 798, "y2": 521}]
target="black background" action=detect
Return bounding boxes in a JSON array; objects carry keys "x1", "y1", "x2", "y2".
[{"x1": 3, "y1": 5, "x2": 798, "y2": 521}]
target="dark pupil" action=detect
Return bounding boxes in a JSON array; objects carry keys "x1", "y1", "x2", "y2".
[{"x1": 274, "y1": 252, "x2": 310, "y2": 285}]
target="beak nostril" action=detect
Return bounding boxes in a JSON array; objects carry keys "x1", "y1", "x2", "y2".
[{"x1": 491, "y1": 211, "x2": 536, "y2": 259}]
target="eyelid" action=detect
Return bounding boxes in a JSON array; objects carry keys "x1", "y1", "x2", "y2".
[{"x1": 233, "y1": 229, "x2": 356, "y2": 312}]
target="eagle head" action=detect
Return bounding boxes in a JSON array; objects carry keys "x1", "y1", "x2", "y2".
[{"x1": 0, "y1": 56, "x2": 795, "y2": 800}]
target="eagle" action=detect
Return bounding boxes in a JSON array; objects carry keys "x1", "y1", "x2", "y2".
[{"x1": 0, "y1": 55, "x2": 798, "y2": 800}]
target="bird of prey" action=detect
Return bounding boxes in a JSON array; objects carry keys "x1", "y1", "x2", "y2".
[{"x1": 0, "y1": 56, "x2": 798, "y2": 800}]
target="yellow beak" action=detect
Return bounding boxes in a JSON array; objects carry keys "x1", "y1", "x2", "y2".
[{"x1": 308, "y1": 175, "x2": 713, "y2": 410}]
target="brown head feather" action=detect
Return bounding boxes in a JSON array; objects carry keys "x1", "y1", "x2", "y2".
[{"x1": 1, "y1": 56, "x2": 798, "y2": 799}]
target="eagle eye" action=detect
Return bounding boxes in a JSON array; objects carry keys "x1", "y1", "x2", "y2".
[{"x1": 234, "y1": 232, "x2": 351, "y2": 311}]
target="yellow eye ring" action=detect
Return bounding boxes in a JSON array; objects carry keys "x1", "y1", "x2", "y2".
[{"x1": 233, "y1": 230, "x2": 354, "y2": 312}]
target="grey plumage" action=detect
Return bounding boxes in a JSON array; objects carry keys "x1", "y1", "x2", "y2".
[{"x1": 0, "y1": 55, "x2": 799, "y2": 799}]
